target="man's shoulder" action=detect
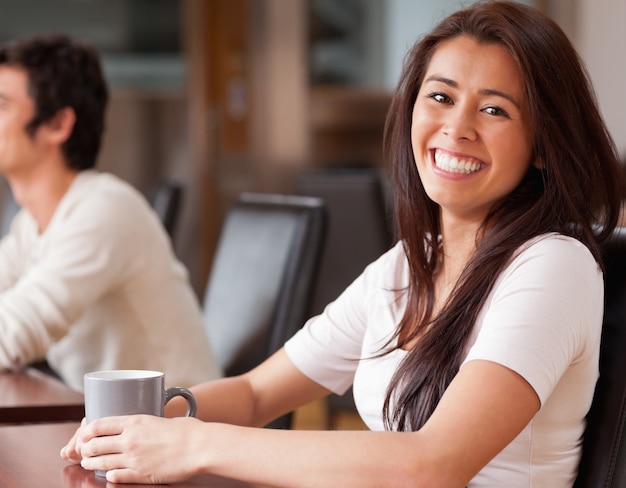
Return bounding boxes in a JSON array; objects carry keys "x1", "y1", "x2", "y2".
[
  {"x1": 74, "y1": 171, "x2": 141, "y2": 198},
  {"x1": 61, "y1": 171, "x2": 152, "y2": 228},
  {"x1": 71, "y1": 171, "x2": 146, "y2": 209}
]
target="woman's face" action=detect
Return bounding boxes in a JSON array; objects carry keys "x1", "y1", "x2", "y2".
[{"x1": 411, "y1": 35, "x2": 533, "y2": 225}]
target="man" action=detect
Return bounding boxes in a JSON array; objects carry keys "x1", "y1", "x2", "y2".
[{"x1": 0, "y1": 34, "x2": 220, "y2": 391}]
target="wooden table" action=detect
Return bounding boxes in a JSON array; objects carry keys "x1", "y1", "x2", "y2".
[
  {"x1": 0, "y1": 422, "x2": 270, "y2": 487},
  {"x1": 0, "y1": 368, "x2": 84, "y2": 423}
]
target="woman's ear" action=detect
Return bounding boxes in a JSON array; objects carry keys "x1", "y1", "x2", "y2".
[{"x1": 532, "y1": 158, "x2": 545, "y2": 169}]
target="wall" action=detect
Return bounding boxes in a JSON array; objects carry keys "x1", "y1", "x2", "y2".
[
  {"x1": 544, "y1": 0, "x2": 626, "y2": 159},
  {"x1": 577, "y1": 0, "x2": 626, "y2": 158},
  {"x1": 383, "y1": 0, "x2": 534, "y2": 89},
  {"x1": 384, "y1": 0, "x2": 452, "y2": 89}
]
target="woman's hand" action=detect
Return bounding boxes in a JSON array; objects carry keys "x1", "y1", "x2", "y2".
[
  {"x1": 67, "y1": 414, "x2": 210, "y2": 484},
  {"x1": 60, "y1": 417, "x2": 86, "y2": 464}
]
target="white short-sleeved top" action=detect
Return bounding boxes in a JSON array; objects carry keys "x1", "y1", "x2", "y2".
[{"x1": 285, "y1": 234, "x2": 603, "y2": 487}]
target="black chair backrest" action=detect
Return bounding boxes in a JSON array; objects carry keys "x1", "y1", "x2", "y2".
[
  {"x1": 202, "y1": 192, "x2": 326, "y2": 380},
  {"x1": 146, "y1": 181, "x2": 183, "y2": 238},
  {"x1": 575, "y1": 227, "x2": 626, "y2": 487},
  {"x1": 296, "y1": 167, "x2": 394, "y2": 316}
]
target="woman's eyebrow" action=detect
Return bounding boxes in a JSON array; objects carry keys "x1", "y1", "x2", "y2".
[
  {"x1": 424, "y1": 75, "x2": 521, "y2": 108},
  {"x1": 478, "y1": 88, "x2": 521, "y2": 108},
  {"x1": 424, "y1": 75, "x2": 457, "y2": 88}
]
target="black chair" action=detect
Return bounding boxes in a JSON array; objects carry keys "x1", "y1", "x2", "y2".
[
  {"x1": 296, "y1": 167, "x2": 393, "y2": 315},
  {"x1": 575, "y1": 227, "x2": 626, "y2": 487},
  {"x1": 202, "y1": 192, "x2": 326, "y2": 428},
  {"x1": 146, "y1": 181, "x2": 184, "y2": 238},
  {"x1": 296, "y1": 167, "x2": 394, "y2": 428}
]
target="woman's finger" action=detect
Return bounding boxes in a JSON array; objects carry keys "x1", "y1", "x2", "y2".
[{"x1": 60, "y1": 417, "x2": 87, "y2": 463}]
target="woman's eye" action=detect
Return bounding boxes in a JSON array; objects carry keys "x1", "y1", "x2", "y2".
[
  {"x1": 483, "y1": 106, "x2": 511, "y2": 118},
  {"x1": 427, "y1": 92, "x2": 451, "y2": 104}
]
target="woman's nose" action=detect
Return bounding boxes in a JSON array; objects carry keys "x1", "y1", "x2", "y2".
[{"x1": 442, "y1": 108, "x2": 477, "y2": 141}]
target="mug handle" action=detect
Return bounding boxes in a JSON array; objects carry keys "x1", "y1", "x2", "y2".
[{"x1": 164, "y1": 387, "x2": 197, "y2": 417}]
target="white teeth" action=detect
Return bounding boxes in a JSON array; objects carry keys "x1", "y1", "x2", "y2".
[{"x1": 434, "y1": 150, "x2": 482, "y2": 174}]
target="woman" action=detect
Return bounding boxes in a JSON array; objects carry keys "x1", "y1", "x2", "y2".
[{"x1": 61, "y1": 1, "x2": 625, "y2": 486}]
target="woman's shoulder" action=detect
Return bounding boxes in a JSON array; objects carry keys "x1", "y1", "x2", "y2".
[
  {"x1": 516, "y1": 233, "x2": 596, "y2": 262},
  {"x1": 358, "y1": 240, "x2": 410, "y2": 290},
  {"x1": 367, "y1": 240, "x2": 407, "y2": 271},
  {"x1": 507, "y1": 232, "x2": 600, "y2": 282}
]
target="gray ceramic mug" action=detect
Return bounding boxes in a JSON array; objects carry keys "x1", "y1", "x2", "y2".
[{"x1": 84, "y1": 369, "x2": 197, "y2": 477}]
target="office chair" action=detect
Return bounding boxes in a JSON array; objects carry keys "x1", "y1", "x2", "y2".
[
  {"x1": 146, "y1": 181, "x2": 184, "y2": 238},
  {"x1": 296, "y1": 167, "x2": 394, "y2": 428},
  {"x1": 296, "y1": 167, "x2": 394, "y2": 315},
  {"x1": 574, "y1": 226, "x2": 626, "y2": 487},
  {"x1": 202, "y1": 192, "x2": 326, "y2": 428}
]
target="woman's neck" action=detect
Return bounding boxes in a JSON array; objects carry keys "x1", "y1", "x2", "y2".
[{"x1": 439, "y1": 217, "x2": 481, "y2": 279}]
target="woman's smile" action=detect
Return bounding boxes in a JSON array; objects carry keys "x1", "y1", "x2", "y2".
[{"x1": 432, "y1": 148, "x2": 485, "y2": 176}]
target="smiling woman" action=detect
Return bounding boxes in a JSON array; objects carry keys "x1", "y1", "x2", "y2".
[{"x1": 61, "y1": 2, "x2": 625, "y2": 487}]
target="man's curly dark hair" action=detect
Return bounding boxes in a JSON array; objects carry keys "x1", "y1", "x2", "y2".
[{"x1": 0, "y1": 33, "x2": 109, "y2": 170}]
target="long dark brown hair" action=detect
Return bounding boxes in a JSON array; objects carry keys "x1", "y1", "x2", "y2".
[{"x1": 382, "y1": 1, "x2": 625, "y2": 431}]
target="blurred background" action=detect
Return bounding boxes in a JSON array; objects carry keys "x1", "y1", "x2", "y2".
[{"x1": 0, "y1": 0, "x2": 623, "y2": 297}]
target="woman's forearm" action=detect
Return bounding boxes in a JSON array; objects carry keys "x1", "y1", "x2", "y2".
[
  {"x1": 165, "y1": 350, "x2": 331, "y2": 427},
  {"x1": 165, "y1": 376, "x2": 258, "y2": 425},
  {"x1": 196, "y1": 423, "x2": 462, "y2": 488}
]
